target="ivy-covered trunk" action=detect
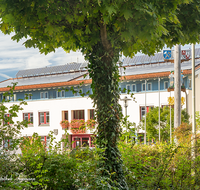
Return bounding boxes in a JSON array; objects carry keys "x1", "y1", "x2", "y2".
[{"x1": 86, "y1": 39, "x2": 128, "y2": 189}]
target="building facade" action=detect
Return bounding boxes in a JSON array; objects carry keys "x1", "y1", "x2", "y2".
[{"x1": 0, "y1": 50, "x2": 200, "y2": 149}]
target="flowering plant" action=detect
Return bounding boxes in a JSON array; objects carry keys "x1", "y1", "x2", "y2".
[
  {"x1": 60, "y1": 120, "x2": 69, "y2": 129},
  {"x1": 70, "y1": 119, "x2": 86, "y2": 133},
  {"x1": 86, "y1": 119, "x2": 96, "y2": 129}
]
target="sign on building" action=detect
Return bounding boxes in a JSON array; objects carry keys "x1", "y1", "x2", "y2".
[
  {"x1": 181, "y1": 50, "x2": 190, "y2": 60},
  {"x1": 163, "y1": 50, "x2": 172, "y2": 59}
]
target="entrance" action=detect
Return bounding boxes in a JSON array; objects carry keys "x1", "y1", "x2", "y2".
[{"x1": 72, "y1": 134, "x2": 94, "y2": 148}]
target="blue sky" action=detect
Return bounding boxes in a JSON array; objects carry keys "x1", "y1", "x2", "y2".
[{"x1": 0, "y1": 31, "x2": 199, "y2": 82}]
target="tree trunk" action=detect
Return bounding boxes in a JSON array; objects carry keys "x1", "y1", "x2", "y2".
[{"x1": 86, "y1": 39, "x2": 128, "y2": 189}]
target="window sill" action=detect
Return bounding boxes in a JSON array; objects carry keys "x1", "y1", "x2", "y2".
[
  {"x1": 39, "y1": 124, "x2": 50, "y2": 127},
  {"x1": 28, "y1": 124, "x2": 34, "y2": 127}
]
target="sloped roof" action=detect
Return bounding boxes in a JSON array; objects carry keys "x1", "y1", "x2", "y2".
[{"x1": 0, "y1": 56, "x2": 200, "y2": 92}]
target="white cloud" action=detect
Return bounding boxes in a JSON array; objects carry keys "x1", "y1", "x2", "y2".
[
  {"x1": 0, "y1": 73, "x2": 11, "y2": 79},
  {"x1": 26, "y1": 55, "x2": 52, "y2": 69}
]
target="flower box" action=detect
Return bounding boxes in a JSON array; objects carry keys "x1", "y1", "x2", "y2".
[
  {"x1": 70, "y1": 119, "x2": 86, "y2": 133},
  {"x1": 60, "y1": 120, "x2": 69, "y2": 129},
  {"x1": 86, "y1": 119, "x2": 96, "y2": 129}
]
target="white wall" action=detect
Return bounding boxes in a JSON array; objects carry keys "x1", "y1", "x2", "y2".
[{"x1": 4, "y1": 90, "x2": 187, "y2": 145}]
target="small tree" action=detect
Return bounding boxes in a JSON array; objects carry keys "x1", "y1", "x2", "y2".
[
  {"x1": 139, "y1": 107, "x2": 190, "y2": 142},
  {"x1": 0, "y1": 84, "x2": 29, "y2": 189}
]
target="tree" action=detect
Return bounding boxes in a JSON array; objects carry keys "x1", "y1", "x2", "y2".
[
  {"x1": 139, "y1": 107, "x2": 190, "y2": 142},
  {"x1": 1, "y1": 1, "x2": 200, "y2": 188}
]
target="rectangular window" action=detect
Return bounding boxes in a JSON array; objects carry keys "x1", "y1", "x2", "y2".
[
  {"x1": 41, "y1": 136, "x2": 50, "y2": 150},
  {"x1": 9, "y1": 94, "x2": 16, "y2": 102},
  {"x1": 4, "y1": 114, "x2": 11, "y2": 125},
  {"x1": 164, "y1": 81, "x2": 168, "y2": 89},
  {"x1": 39, "y1": 112, "x2": 50, "y2": 125},
  {"x1": 147, "y1": 83, "x2": 152, "y2": 91},
  {"x1": 74, "y1": 89, "x2": 82, "y2": 96},
  {"x1": 25, "y1": 93, "x2": 32, "y2": 100},
  {"x1": 142, "y1": 83, "x2": 146, "y2": 91},
  {"x1": 88, "y1": 109, "x2": 95, "y2": 119},
  {"x1": 64, "y1": 111, "x2": 68, "y2": 120},
  {"x1": 23, "y1": 113, "x2": 33, "y2": 125},
  {"x1": 57, "y1": 90, "x2": 65, "y2": 98},
  {"x1": 126, "y1": 85, "x2": 130, "y2": 93},
  {"x1": 41, "y1": 92, "x2": 48, "y2": 99},
  {"x1": 140, "y1": 106, "x2": 153, "y2": 120},
  {"x1": 72, "y1": 110, "x2": 84, "y2": 120},
  {"x1": 189, "y1": 79, "x2": 192, "y2": 88},
  {"x1": 3, "y1": 139, "x2": 13, "y2": 149},
  {"x1": 132, "y1": 84, "x2": 136, "y2": 92}
]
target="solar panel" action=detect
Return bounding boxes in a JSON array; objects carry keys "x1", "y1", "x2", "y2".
[{"x1": 16, "y1": 62, "x2": 83, "y2": 78}]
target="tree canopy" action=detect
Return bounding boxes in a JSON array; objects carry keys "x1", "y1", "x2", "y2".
[{"x1": 0, "y1": 0, "x2": 200, "y2": 56}]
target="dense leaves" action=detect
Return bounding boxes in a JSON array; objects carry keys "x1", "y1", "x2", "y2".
[{"x1": 139, "y1": 107, "x2": 190, "y2": 142}]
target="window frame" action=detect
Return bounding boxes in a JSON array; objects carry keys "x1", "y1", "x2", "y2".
[
  {"x1": 147, "y1": 83, "x2": 152, "y2": 91},
  {"x1": 40, "y1": 92, "x2": 48, "y2": 99},
  {"x1": 57, "y1": 90, "x2": 65, "y2": 98},
  {"x1": 132, "y1": 84, "x2": 136, "y2": 92},
  {"x1": 39, "y1": 111, "x2": 50, "y2": 125},
  {"x1": 126, "y1": 85, "x2": 130, "y2": 93},
  {"x1": 164, "y1": 81, "x2": 168, "y2": 89},
  {"x1": 41, "y1": 136, "x2": 50, "y2": 150},
  {"x1": 142, "y1": 83, "x2": 146, "y2": 91},
  {"x1": 62, "y1": 111, "x2": 68, "y2": 120},
  {"x1": 25, "y1": 93, "x2": 32, "y2": 100},
  {"x1": 188, "y1": 78, "x2": 192, "y2": 88},
  {"x1": 23, "y1": 112, "x2": 33, "y2": 126},
  {"x1": 140, "y1": 106, "x2": 154, "y2": 120},
  {"x1": 74, "y1": 88, "x2": 82, "y2": 96},
  {"x1": 88, "y1": 109, "x2": 95, "y2": 119},
  {"x1": 3, "y1": 114, "x2": 11, "y2": 125},
  {"x1": 3, "y1": 138, "x2": 13, "y2": 149},
  {"x1": 72, "y1": 110, "x2": 85, "y2": 120}
]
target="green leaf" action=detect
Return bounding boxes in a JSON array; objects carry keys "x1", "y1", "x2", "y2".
[{"x1": 123, "y1": 10, "x2": 133, "y2": 20}]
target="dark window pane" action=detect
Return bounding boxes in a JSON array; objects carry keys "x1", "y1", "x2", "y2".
[{"x1": 82, "y1": 138, "x2": 89, "y2": 147}]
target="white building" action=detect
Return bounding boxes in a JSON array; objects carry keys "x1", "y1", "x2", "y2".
[{"x1": 0, "y1": 50, "x2": 200, "y2": 149}]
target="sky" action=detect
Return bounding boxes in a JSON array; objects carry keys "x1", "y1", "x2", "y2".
[
  {"x1": 0, "y1": 31, "x2": 86, "y2": 82},
  {"x1": 0, "y1": 30, "x2": 199, "y2": 82}
]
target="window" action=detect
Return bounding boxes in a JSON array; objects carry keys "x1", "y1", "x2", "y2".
[
  {"x1": 188, "y1": 78, "x2": 192, "y2": 88},
  {"x1": 23, "y1": 113, "x2": 33, "y2": 125},
  {"x1": 2, "y1": 94, "x2": 15, "y2": 101},
  {"x1": 132, "y1": 84, "x2": 136, "y2": 92},
  {"x1": 142, "y1": 83, "x2": 146, "y2": 91},
  {"x1": 57, "y1": 90, "x2": 65, "y2": 98},
  {"x1": 164, "y1": 81, "x2": 168, "y2": 89},
  {"x1": 4, "y1": 114, "x2": 11, "y2": 125},
  {"x1": 3, "y1": 138, "x2": 13, "y2": 149},
  {"x1": 72, "y1": 134, "x2": 94, "y2": 149},
  {"x1": 147, "y1": 83, "x2": 152, "y2": 91},
  {"x1": 41, "y1": 136, "x2": 50, "y2": 150},
  {"x1": 25, "y1": 93, "x2": 32, "y2": 100},
  {"x1": 62, "y1": 111, "x2": 68, "y2": 121},
  {"x1": 74, "y1": 88, "x2": 82, "y2": 96},
  {"x1": 72, "y1": 110, "x2": 84, "y2": 120},
  {"x1": 88, "y1": 109, "x2": 95, "y2": 119},
  {"x1": 10, "y1": 94, "x2": 16, "y2": 102},
  {"x1": 39, "y1": 112, "x2": 49, "y2": 125},
  {"x1": 40, "y1": 92, "x2": 48, "y2": 99},
  {"x1": 140, "y1": 106, "x2": 154, "y2": 120},
  {"x1": 126, "y1": 85, "x2": 130, "y2": 93}
]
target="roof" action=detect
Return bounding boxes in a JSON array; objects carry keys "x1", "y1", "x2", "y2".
[{"x1": 0, "y1": 55, "x2": 200, "y2": 92}]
